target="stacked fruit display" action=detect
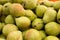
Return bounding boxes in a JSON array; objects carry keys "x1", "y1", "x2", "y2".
[{"x1": 0, "y1": 0, "x2": 60, "y2": 40}]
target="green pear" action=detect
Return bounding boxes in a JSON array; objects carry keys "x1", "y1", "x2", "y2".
[
  {"x1": 2, "y1": 2, "x2": 12, "y2": 16},
  {"x1": 45, "y1": 22, "x2": 60, "y2": 36},
  {"x1": 23, "y1": 29, "x2": 41, "y2": 40},
  {"x1": 43, "y1": 9, "x2": 57, "y2": 23},
  {"x1": 32, "y1": 18, "x2": 44, "y2": 30},
  {"x1": 53, "y1": 1, "x2": 60, "y2": 10},
  {"x1": 35, "y1": 5, "x2": 47, "y2": 17},
  {"x1": 57, "y1": 9, "x2": 60, "y2": 23},
  {"x1": 8, "y1": 3, "x2": 25, "y2": 17},
  {"x1": 5, "y1": 15, "x2": 14, "y2": 24},
  {"x1": 39, "y1": 30, "x2": 46, "y2": 40},
  {"x1": 2, "y1": 24, "x2": 18, "y2": 36},
  {"x1": 23, "y1": 0, "x2": 38, "y2": 9},
  {"x1": 25, "y1": 10, "x2": 37, "y2": 21},
  {"x1": 15, "y1": 16, "x2": 31, "y2": 31},
  {"x1": 7, "y1": 31, "x2": 23, "y2": 40},
  {"x1": 44, "y1": 36, "x2": 59, "y2": 40}
]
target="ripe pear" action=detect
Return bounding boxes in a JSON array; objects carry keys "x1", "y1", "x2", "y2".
[
  {"x1": 25, "y1": 10, "x2": 37, "y2": 21},
  {"x1": 7, "y1": 31, "x2": 23, "y2": 40},
  {"x1": 32, "y1": 18, "x2": 44, "y2": 30},
  {"x1": 23, "y1": 0, "x2": 38, "y2": 9},
  {"x1": 5, "y1": 15, "x2": 14, "y2": 24},
  {"x1": 9, "y1": 3, "x2": 25, "y2": 17},
  {"x1": 57, "y1": 9, "x2": 60, "y2": 23},
  {"x1": 23, "y1": 29, "x2": 41, "y2": 40},
  {"x1": 45, "y1": 22, "x2": 60, "y2": 36},
  {"x1": 15, "y1": 16, "x2": 31, "y2": 31},
  {"x1": 2, "y1": 24, "x2": 18, "y2": 36},
  {"x1": 44, "y1": 36, "x2": 59, "y2": 40},
  {"x1": 53, "y1": 1, "x2": 60, "y2": 10},
  {"x1": 35, "y1": 5, "x2": 47, "y2": 17},
  {"x1": 43, "y1": 9, "x2": 57, "y2": 23},
  {"x1": 2, "y1": 2, "x2": 12, "y2": 16}
]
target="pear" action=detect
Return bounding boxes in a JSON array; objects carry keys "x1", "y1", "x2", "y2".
[
  {"x1": 5, "y1": 15, "x2": 14, "y2": 24},
  {"x1": 9, "y1": 3, "x2": 25, "y2": 17},
  {"x1": 45, "y1": 22, "x2": 60, "y2": 36},
  {"x1": 35, "y1": 5, "x2": 47, "y2": 17},
  {"x1": 25, "y1": 10, "x2": 37, "y2": 21},
  {"x1": 7, "y1": 31, "x2": 23, "y2": 40},
  {"x1": 23, "y1": 29, "x2": 41, "y2": 40},
  {"x1": 43, "y1": 9, "x2": 57, "y2": 23},
  {"x1": 23, "y1": 0, "x2": 38, "y2": 9},
  {"x1": 32, "y1": 18, "x2": 44, "y2": 30},
  {"x1": 15, "y1": 16, "x2": 31, "y2": 31},
  {"x1": 2, "y1": 24, "x2": 18, "y2": 36}
]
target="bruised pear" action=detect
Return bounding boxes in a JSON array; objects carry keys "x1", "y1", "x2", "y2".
[
  {"x1": 53, "y1": 1, "x2": 60, "y2": 10},
  {"x1": 7, "y1": 31, "x2": 23, "y2": 40},
  {"x1": 35, "y1": 5, "x2": 47, "y2": 17},
  {"x1": 23, "y1": 0, "x2": 38, "y2": 9},
  {"x1": 32, "y1": 18, "x2": 44, "y2": 30},
  {"x1": 25, "y1": 10, "x2": 37, "y2": 21},
  {"x1": 2, "y1": 2, "x2": 12, "y2": 16},
  {"x1": 15, "y1": 16, "x2": 31, "y2": 31},
  {"x1": 44, "y1": 36, "x2": 59, "y2": 40},
  {"x1": 23, "y1": 29, "x2": 41, "y2": 40},
  {"x1": 45, "y1": 22, "x2": 60, "y2": 36},
  {"x1": 5, "y1": 15, "x2": 14, "y2": 24},
  {"x1": 43, "y1": 9, "x2": 57, "y2": 23},
  {"x1": 2, "y1": 24, "x2": 18, "y2": 36},
  {"x1": 57, "y1": 9, "x2": 60, "y2": 23},
  {"x1": 9, "y1": 3, "x2": 25, "y2": 17}
]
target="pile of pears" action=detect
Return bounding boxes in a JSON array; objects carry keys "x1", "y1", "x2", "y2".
[{"x1": 0, "y1": 0, "x2": 60, "y2": 40}]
